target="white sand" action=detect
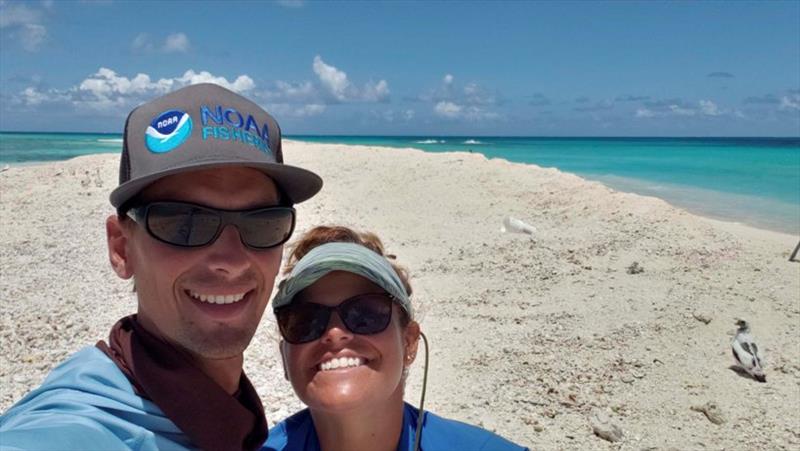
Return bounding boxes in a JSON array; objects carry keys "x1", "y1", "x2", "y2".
[{"x1": 1, "y1": 141, "x2": 798, "y2": 449}]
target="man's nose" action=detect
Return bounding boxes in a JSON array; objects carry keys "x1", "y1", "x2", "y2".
[{"x1": 206, "y1": 224, "x2": 250, "y2": 276}]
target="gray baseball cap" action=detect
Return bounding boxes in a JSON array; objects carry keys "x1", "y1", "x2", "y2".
[{"x1": 110, "y1": 83, "x2": 322, "y2": 209}]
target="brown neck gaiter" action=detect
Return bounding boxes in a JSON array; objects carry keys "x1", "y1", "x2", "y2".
[{"x1": 97, "y1": 315, "x2": 268, "y2": 451}]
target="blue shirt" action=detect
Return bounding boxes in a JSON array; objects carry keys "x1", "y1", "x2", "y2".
[
  {"x1": 263, "y1": 403, "x2": 528, "y2": 451},
  {"x1": 0, "y1": 347, "x2": 194, "y2": 451}
]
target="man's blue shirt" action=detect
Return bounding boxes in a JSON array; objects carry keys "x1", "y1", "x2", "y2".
[{"x1": 0, "y1": 347, "x2": 193, "y2": 451}]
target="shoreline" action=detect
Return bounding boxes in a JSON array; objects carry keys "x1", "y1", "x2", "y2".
[{"x1": 288, "y1": 139, "x2": 799, "y2": 240}]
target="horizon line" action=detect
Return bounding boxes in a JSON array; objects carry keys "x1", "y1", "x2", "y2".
[{"x1": 1, "y1": 130, "x2": 799, "y2": 140}]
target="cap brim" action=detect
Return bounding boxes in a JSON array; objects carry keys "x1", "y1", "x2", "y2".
[{"x1": 109, "y1": 160, "x2": 322, "y2": 208}]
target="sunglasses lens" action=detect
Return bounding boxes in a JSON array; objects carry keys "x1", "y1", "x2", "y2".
[
  {"x1": 340, "y1": 294, "x2": 393, "y2": 335},
  {"x1": 146, "y1": 203, "x2": 220, "y2": 246},
  {"x1": 276, "y1": 294, "x2": 394, "y2": 344},
  {"x1": 277, "y1": 303, "x2": 330, "y2": 344},
  {"x1": 239, "y1": 208, "x2": 295, "y2": 248},
  {"x1": 142, "y1": 203, "x2": 295, "y2": 248}
]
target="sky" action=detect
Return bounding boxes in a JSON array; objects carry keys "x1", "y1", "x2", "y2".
[{"x1": 1, "y1": 0, "x2": 799, "y2": 136}]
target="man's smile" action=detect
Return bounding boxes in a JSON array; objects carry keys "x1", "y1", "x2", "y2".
[{"x1": 188, "y1": 290, "x2": 248, "y2": 305}]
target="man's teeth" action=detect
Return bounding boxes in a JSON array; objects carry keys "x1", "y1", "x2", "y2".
[
  {"x1": 189, "y1": 291, "x2": 246, "y2": 305},
  {"x1": 320, "y1": 357, "x2": 364, "y2": 371}
]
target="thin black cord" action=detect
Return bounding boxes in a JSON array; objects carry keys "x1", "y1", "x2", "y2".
[{"x1": 413, "y1": 331, "x2": 429, "y2": 451}]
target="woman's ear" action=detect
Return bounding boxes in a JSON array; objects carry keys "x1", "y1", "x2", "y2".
[
  {"x1": 279, "y1": 340, "x2": 290, "y2": 381},
  {"x1": 106, "y1": 215, "x2": 134, "y2": 279},
  {"x1": 403, "y1": 321, "x2": 421, "y2": 367}
]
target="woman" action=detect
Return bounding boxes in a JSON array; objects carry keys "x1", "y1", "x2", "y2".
[{"x1": 264, "y1": 226, "x2": 527, "y2": 451}]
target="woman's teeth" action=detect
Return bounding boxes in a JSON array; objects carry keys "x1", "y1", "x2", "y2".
[
  {"x1": 320, "y1": 357, "x2": 364, "y2": 371},
  {"x1": 189, "y1": 291, "x2": 246, "y2": 305}
]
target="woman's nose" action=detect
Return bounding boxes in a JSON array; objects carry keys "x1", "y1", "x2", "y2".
[{"x1": 320, "y1": 311, "x2": 353, "y2": 344}]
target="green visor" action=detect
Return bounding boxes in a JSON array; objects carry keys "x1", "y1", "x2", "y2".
[{"x1": 272, "y1": 242, "x2": 412, "y2": 319}]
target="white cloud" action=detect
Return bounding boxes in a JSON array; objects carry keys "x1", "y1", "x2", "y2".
[
  {"x1": 1, "y1": 1, "x2": 47, "y2": 51},
  {"x1": 636, "y1": 99, "x2": 738, "y2": 119},
  {"x1": 779, "y1": 94, "x2": 800, "y2": 111},
  {"x1": 17, "y1": 85, "x2": 70, "y2": 107},
  {"x1": 18, "y1": 67, "x2": 255, "y2": 111},
  {"x1": 131, "y1": 33, "x2": 153, "y2": 52},
  {"x1": 313, "y1": 55, "x2": 350, "y2": 101},
  {"x1": 175, "y1": 70, "x2": 254, "y2": 92},
  {"x1": 281, "y1": 103, "x2": 326, "y2": 117},
  {"x1": 20, "y1": 23, "x2": 46, "y2": 51},
  {"x1": 434, "y1": 101, "x2": 461, "y2": 118},
  {"x1": 362, "y1": 80, "x2": 389, "y2": 102},
  {"x1": 131, "y1": 32, "x2": 191, "y2": 54},
  {"x1": 311, "y1": 55, "x2": 389, "y2": 102},
  {"x1": 420, "y1": 74, "x2": 499, "y2": 108},
  {"x1": 20, "y1": 86, "x2": 48, "y2": 106},
  {"x1": 267, "y1": 80, "x2": 318, "y2": 102},
  {"x1": 79, "y1": 68, "x2": 157, "y2": 97},
  {"x1": 164, "y1": 33, "x2": 190, "y2": 53},
  {"x1": 372, "y1": 108, "x2": 416, "y2": 123},
  {"x1": 266, "y1": 103, "x2": 326, "y2": 118},
  {"x1": 257, "y1": 81, "x2": 327, "y2": 121},
  {"x1": 0, "y1": 2, "x2": 41, "y2": 28},
  {"x1": 474, "y1": 109, "x2": 500, "y2": 120},
  {"x1": 669, "y1": 104, "x2": 696, "y2": 116},
  {"x1": 434, "y1": 101, "x2": 498, "y2": 121},
  {"x1": 699, "y1": 99, "x2": 721, "y2": 116},
  {"x1": 296, "y1": 104, "x2": 326, "y2": 116},
  {"x1": 18, "y1": 58, "x2": 389, "y2": 118}
]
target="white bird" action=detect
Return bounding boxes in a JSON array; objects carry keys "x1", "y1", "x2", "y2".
[
  {"x1": 731, "y1": 319, "x2": 766, "y2": 383},
  {"x1": 500, "y1": 216, "x2": 536, "y2": 235}
]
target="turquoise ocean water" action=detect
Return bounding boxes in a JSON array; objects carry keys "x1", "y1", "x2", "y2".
[{"x1": 1, "y1": 132, "x2": 798, "y2": 234}]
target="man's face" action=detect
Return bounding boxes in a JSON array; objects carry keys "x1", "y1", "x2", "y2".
[{"x1": 111, "y1": 167, "x2": 283, "y2": 360}]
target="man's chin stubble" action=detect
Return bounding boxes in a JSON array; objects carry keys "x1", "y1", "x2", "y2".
[{"x1": 178, "y1": 325, "x2": 256, "y2": 361}]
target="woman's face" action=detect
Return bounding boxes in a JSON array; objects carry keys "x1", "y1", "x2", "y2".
[{"x1": 280, "y1": 271, "x2": 419, "y2": 413}]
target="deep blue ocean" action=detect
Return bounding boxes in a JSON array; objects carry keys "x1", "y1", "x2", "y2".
[{"x1": 1, "y1": 132, "x2": 798, "y2": 234}]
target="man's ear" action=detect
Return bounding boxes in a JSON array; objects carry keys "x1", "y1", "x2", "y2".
[
  {"x1": 279, "y1": 340, "x2": 290, "y2": 381},
  {"x1": 106, "y1": 215, "x2": 134, "y2": 280},
  {"x1": 404, "y1": 321, "x2": 421, "y2": 367}
]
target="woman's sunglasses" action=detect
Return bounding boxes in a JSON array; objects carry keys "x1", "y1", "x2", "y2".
[
  {"x1": 125, "y1": 201, "x2": 296, "y2": 249},
  {"x1": 275, "y1": 293, "x2": 394, "y2": 344}
]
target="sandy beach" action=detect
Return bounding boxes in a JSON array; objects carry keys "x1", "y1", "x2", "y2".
[{"x1": 1, "y1": 141, "x2": 798, "y2": 450}]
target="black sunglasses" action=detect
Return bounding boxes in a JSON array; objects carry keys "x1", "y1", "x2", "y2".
[
  {"x1": 126, "y1": 201, "x2": 296, "y2": 249},
  {"x1": 275, "y1": 293, "x2": 395, "y2": 344}
]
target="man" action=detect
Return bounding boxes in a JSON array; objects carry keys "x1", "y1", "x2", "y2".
[{"x1": 0, "y1": 84, "x2": 322, "y2": 450}]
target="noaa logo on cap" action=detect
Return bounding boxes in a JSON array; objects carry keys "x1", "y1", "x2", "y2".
[{"x1": 145, "y1": 109, "x2": 192, "y2": 153}]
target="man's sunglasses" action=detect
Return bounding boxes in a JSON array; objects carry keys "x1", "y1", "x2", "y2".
[
  {"x1": 125, "y1": 201, "x2": 296, "y2": 249},
  {"x1": 275, "y1": 293, "x2": 394, "y2": 344}
]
